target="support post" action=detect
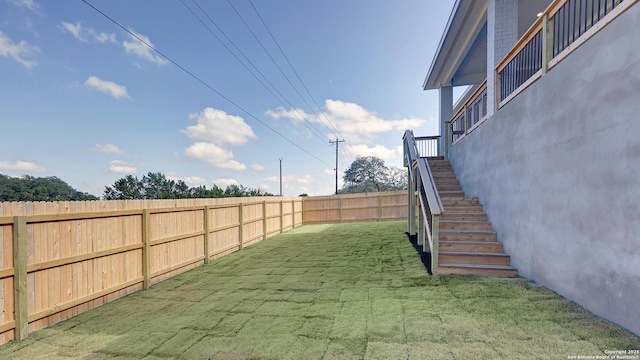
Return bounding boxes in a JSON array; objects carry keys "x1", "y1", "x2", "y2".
[
  {"x1": 13, "y1": 216, "x2": 28, "y2": 341},
  {"x1": 432, "y1": 215, "x2": 440, "y2": 270},
  {"x1": 542, "y1": 14, "x2": 554, "y2": 74},
  {"x1": 142, "y1": 210, "x2": 151, "y2": 290},
  {"x1": 279, "y1": 201, "x2": 284, "y2": 234},
  {"x1": 417, "y1": 205, "x2": 424, "y2": 248},
  {"x1": 203, "y1": 207, "x2": 210, "y2": 264},
  {"x1": 339, "y1": 197, "x2": 343, "y2": 223},
  {"x1": 438, "y1": 86, "x2": 453, "y2": 156},
  {"x1": 407, "y1": 168, "x2": 415, "y2": 235}
]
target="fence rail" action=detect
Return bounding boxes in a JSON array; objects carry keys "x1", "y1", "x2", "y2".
[{"x1": 0, "y1": 197, "x2": 303, "y2": 344}]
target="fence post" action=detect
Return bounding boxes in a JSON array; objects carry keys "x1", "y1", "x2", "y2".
[
  {"x1": 378, "y1": 193, "x2": 382, "y2": 221},
  {"x1": 291, "y1": 200, "x2": 295, "y2": 228},
  {"x1": 263, "y1": 201, "x2": 267, "y2": 240},
  {"x1": 279, "y1": 200, "x2": 284, "y2": 234},
  {"x1": 142, "y1": 210, "x2": 151, "y2": 290},
  {"x1": 238, "y1": 203, "x2": 244, "y2": 250},
  {"x1": 339, "y1": 197, "x2": 343, "y2": 223},
  {"x1": 13, "y1": 216, "x2": 28, "y2": 341},
  {"x1": 203, "y1": 207, "x2": 210, "y2": 264}
]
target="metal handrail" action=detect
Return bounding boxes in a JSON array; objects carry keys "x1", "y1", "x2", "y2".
[{"x1": 403, "y1": 130, "x2": 444, "y2": 217}]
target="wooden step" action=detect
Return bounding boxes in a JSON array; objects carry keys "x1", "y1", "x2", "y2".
[
  {"x1": 439, "y1": 252, "x2": 511, "y2": 266},
  {"x1": 438, "y1": 190, "x2": 465, "y2": 198},
  {"x1": 441, "y1": 213, "x2": 488, "y2": 221},
  {"x1": 439, "y1": 220, "x2": 492, "y2": 231},
  {"x1": 427, "y1": 159, "x2": 450, "y2": 166},
  {"x1": 436, "y1": 263, "x2": 518, "y2": 277},
  {"x1": 444, "y1": 204, "x2": 483, "y2": 213},
  {"x1": 431, "y1": 171, "x2": 457, "y2": 178},
  {"x1": 439, "y1": 240, "x2": 504, "y2": 253},
  {"x1": 434, "y1": 178, "x2": 460, "y2": 185},
  {"x1": 441, "y1": 197, "x2": 479, "y2": 206},
  {"x1": 437, "y1": 184, "x2": 462, "y2": 191},
  {"x1": 439, "y1": 229, "x2": 498, "y2": 242}
]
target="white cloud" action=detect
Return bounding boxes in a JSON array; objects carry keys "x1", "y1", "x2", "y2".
[
  {"x1": 251, "y1": 164, "x2": 265, "y2": 171},
  {"x1": 323, "y1": 168, "x2": 335, "y2": 175},
  {"x1": 185, "y1": 142, "x2": 246, "y2": 171},
  {"x1": 183, "y1": 108, "x2": 257, "y2": 146},
  {"x1": 213, "y1": 178, "x2": 238, "y2": 188},
  {"x1": 347, "y1": 144, "x2": 402, "y2": 160},
  {"x1": 85, "y1": 76, "x2": 130, "y2": 99},
  {"x1": 123, "y1": 30, "x2": 167, "y2": 66},
  {"x1": 108, "y1": 160, "x2": 136, "y2": 174},
  {"x1": 264, "y1": 174, "x2": 314, "y2": 184},
  {"x1": 265, "y1": 99, "x2": 428, "y2": 143},
  {"x1": 166, "y1": 172, "x2": 207, "y2": 186},
  {"x1": 8, "y1": 0, "x2": 39, "y2": 11},
  {"x1": 185, "y1": 176, "x2": 206, "y2": 186},
  {"x1": 0, "y1": 160, "x2": 46, "y2": 173},
  {"x1": 93, "y1": 143, "x2": 125, "y2": 155},
  {"x1": 0, "y1": 31, "x2": 39, "y2": 68},
  {"x1": 60, "y1": 22, "x2": 116, "y2": 43},
  {"x1": 265, "y1": 107, "x2": 308, "y2": 122}
]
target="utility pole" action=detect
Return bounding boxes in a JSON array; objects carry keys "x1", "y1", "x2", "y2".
[
  {"x1": 329, "y1": 138, "x2": 345, "y2": 194},
  {"x1": 279, "y1": 158, "x2": 283, "y2": 197}
]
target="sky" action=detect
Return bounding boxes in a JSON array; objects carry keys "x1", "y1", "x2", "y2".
[{"x1": 0, "y1": 0, "x2": 456, "y2": 197}]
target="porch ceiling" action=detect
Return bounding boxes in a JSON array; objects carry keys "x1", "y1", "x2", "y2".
[{"x1": 423, "y1": 0, "x2": 554, "y2": 91}]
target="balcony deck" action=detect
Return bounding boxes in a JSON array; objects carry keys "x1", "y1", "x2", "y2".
[{"x1": 0, "y1": 221, "x2": 637, "y2": 359}]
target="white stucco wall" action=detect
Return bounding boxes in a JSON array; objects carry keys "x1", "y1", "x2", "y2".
[{"x1": 449, "y1": 4, "x2": 640, "y2": 335}]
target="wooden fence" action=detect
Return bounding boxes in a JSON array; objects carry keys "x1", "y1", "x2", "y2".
[
  {"x1": 302, "y1": 191, "x2": 407, "y2": 224},
  {"x1": 0, "y1": 197, "x2": 303, "y2": 344}
]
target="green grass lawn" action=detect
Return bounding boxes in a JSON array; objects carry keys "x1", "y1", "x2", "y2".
[{"x1": 0, "y1": 221, "x2": 638, "y2": 359}]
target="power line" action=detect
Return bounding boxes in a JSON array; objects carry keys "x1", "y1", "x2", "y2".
[
  {"x1": 224, "y1": 0, "x2": 335, "y2": 143},
  {"x1": 246, "y1": 0, "x2": 355, "y2": 166},
  {"x1": 184, "y1": 0, "x2": 329, "y2": 145},
  {"x1": 247, "y1": 0, "x2": 346, "y2": 142},
  {"x1": 81, "y1": 0, "x2": 333, "y2": 169}
]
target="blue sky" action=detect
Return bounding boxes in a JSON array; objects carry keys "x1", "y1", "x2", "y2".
[{"x1": 0, "y1": 0, "x2": 455, "y2": 197}]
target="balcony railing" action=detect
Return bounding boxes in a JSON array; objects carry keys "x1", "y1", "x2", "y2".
[
  {"x1": 553, "y1": 0, "x2": 624, "y2": 57},
  {"x1": 448, "y1": 81, "x2": 488, "y2": 146},
  {"x1": 414, "y1": 135, "x2": 441, "y2": 158},
  {"x1": 496, "y1": 0, "x2": 633, "y2": 108}
]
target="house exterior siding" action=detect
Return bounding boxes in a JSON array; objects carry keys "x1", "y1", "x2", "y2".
[
  {"x1": 448, "y1": 3, "x2": 640, "y2": 335},
  {"x1": 487, "y1": 0, "x2": 519, "y2": 116}
]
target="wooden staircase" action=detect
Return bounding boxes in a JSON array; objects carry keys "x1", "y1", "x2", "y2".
[{"x1": 428, "y1": 158, "x2": 517, "y2": 277}]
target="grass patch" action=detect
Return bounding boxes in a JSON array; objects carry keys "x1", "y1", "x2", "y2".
[{"x1": 0, "y1": 221, "x2": 637, "y2": 359}]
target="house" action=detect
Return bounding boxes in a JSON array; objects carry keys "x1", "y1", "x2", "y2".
[{"x1": 405, "y1": 0, "x2": 640, "y2": 335}]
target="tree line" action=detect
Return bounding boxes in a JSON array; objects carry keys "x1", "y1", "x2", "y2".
[
  {"x1": 0, "y1": 156, "x2": 406, "y2": 201},
  {"x1": 102, "y1": 172, "x2": 273, "y2": 200},
  {"x1": 0, "y1": 174, "x2": 98, "y2": 202}
]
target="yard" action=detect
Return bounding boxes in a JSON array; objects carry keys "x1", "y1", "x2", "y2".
[{"x1": 0, "y1": 221, "x2": 637, "y2": 359}]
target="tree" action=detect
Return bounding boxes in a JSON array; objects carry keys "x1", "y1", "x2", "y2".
[
  {"x1": 0, "y1": 174, "x2": 98, "y2": 201},
  {"x1": 103, "y1": 172, "x2": 274, "y2": 200},
  {"x1": 341, "y1": 156, "x2": 407, "y2": 194}
]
